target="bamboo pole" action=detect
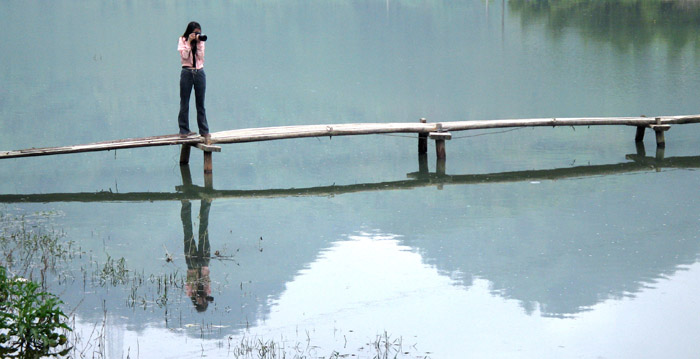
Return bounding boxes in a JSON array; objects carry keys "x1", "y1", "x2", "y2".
[{"x1": 2, "y1": 114, "x2": 699, "y2": 159}]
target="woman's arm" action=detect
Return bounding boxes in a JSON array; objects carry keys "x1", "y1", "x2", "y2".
[{"x1": 178, "y1": 37, "x2": 192, "y2": 62}]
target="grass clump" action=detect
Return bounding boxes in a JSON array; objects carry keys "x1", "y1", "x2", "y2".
[{"x1": 0, "y1": 266, "x2": 72, "y2": 358}]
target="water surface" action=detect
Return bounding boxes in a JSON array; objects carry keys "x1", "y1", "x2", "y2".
[{"x1": 1, "y1": 1, "x2": 700, "y2": 358}]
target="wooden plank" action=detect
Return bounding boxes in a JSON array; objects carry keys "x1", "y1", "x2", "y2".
[
  {"x1": 429, "y1": 132, "x2": 452, "y2": 140},
  {"x1": 195, "y1": 143, "x2": 222, "y2": 152},
  {"x1": 649, "y1": 124, "x2": 671, "y2": 131},
  {"x1": 0, "y1": 133, "x2": 202, "y2": 159}
]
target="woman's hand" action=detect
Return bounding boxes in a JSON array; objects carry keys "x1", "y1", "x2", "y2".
[{"x1": 188, "y1": 33, "x2": 197, "y2": 42}]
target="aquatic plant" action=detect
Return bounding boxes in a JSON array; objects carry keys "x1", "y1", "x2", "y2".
[
  {"x1": 0, "y1": 266, "x2": 71, "y2": 358},
  {"x1": 0, "y1": 212, "x2": 74, "y2": 286}
]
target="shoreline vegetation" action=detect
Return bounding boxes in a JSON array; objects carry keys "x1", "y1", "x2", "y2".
[{"x1": 0, "y1": 212, "x2": 424, "y2": 358}]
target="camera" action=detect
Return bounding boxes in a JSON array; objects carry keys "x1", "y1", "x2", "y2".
[{"x1": 196, "y1": 34, "x2": 207, "y2": 41}]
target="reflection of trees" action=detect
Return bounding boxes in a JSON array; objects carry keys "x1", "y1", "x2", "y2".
[
  {"x1": 413, "y1": 217, "x2": 700, "y2": 317},
  {"x1": 508, "y1": 0, "x2": 700, "y2": 51}
]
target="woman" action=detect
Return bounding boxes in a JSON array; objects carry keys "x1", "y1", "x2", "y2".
[{"x1": 178, "y1": 21, "x2": 210, "y2": 141}]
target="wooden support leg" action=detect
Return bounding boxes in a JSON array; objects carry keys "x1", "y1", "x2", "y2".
[
  {"x1": 203, "y1": 151, "x2": 214, "y2": 189},
  {"x1": 650, "y1": 124, "x2": 670, "y2": 149},
  {"x1": 204, "y1": 173, "x2": 213, "y2": 189},
  {"x1": 436, "y1": 158, "x2": 446, "y2": 176},
  {"x1": 203, "y1": 151, "x2": 213, "y2": 174},
  {"x1": 179, "y1": 164, "x2": 193, "y2": 187},
  {"x1": 635, "y1": 141, "x2": 646, "y2": 158},
  {"x1": 654, "y1": 129, "x2": 666, "y2": 148},
  {"x1": 435, "y1": 139, "x2": 446, "y2": 159},
  {"x1": 418, "y1": 153, "x2": 428, "y2": 175},
  {"x1": 635, "y1": 126, "x2": 645, "y2": 142},
  {"x1": 429, "y1": 124, "x2": 451, "y2": 160},
  {"x1": 655, "y1": 147, "x2": 665, "y2": 163},
  {"x1": 436, "y1": 158, "x2": 446, "y2": 190},
  {"x1": 180, "y1": 145, "x2": 191, "y2": 165},
  {"x1": 418, "y1": 118, "x2": 428, "y2": 154}
]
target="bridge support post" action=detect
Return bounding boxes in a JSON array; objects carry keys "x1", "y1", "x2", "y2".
[
  {"x1": 180, "y1": 145, "x2": 191, "y2": 165},
  {"x1": 179, "y1": 164, "x2": 193, "y2": 187},
  {"x1": 429, "y1": 123, "x2": 452, "y2": 160},
  {"x1": 418, "y1": 153, "x2": 428, "y2": 175},
  {"x1": 204, "y1": 152, "x2": 213, "y2": 174},
  {"x1": 650, "y1": 123, "x2": 670, "y2": 149},
  {"x1": 635, "y1": 126, "x2": 645, "y2": 142},
  {"x1": 418, "y1": 118, "x2": 428, "y2": 154},
  {"x1": 635, "y1": 141, "x2": 646, "y2": 157},
  {"x1": 436, "y1": 158, "x2": 446, "y2": 177},
  {"x1": 194, "y1": 143, "x2": 220, "y2": 176}
]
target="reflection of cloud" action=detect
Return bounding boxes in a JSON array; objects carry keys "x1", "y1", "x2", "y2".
[
  {"x1": 263, "y1": 230, "x2": 456, "y2": 322},
  {"x1": 242, "y1": 232, "x2": 700, "y2": 358},
  {"x1": 64, "y1": 233, "x2": 700, "y2": 358}
]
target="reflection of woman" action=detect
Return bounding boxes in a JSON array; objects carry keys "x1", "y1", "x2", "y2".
[
  {"x1": 178, "y1": 21, "x2": 210, "y2": 140},
  {"x1": 181, "y1": 199, "x2": 213, "y2": 312}
]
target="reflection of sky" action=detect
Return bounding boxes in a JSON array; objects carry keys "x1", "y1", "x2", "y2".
[{"x1": 84, "y1": 230, "x2": 700, "y2": 358}]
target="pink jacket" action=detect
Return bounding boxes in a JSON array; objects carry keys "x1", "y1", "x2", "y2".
[{"x1": 178, "y1": 37, "x2": 205, "y2": 69}]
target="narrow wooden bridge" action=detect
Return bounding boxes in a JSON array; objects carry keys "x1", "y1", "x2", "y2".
[{"x1": 1, "y1": 114, "x2": 698, "y2": 175}]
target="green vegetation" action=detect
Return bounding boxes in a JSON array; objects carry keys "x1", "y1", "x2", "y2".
[
  {"x1": 0, "y1": 266, "x2": 71, "y2": 358},
  {"x1": 509, "y1": 0, "x2": 700, "y2": 51},
  {"x1": 0, "y1": 212, "x2": 73, "y2": 357}
]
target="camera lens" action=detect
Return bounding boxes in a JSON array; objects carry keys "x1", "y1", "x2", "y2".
[{"x1": 198, "y1": 34, "x2": 207, "y2": 41}]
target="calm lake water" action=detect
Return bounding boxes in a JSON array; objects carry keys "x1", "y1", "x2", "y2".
[{"x1": 2, "y1": 1, "x2": 700, "y2": 358}]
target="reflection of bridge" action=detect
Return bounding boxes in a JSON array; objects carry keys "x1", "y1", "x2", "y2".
[{"x1": 0, "y1": 145, "x2": 697, "y2": 203}]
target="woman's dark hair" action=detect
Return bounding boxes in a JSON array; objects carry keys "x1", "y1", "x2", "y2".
[{"x1": 182, "y1": 21, "x2": 201, "y2": 39}]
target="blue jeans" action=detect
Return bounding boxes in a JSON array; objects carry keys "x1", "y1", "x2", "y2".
[{"x1": 178, "y1": 68, "x2": 209, "y2": 135}]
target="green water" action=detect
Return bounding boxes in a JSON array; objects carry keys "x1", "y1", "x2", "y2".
[{"x1": 1, "y1": 1, "x2": 700, "y2": 357}]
